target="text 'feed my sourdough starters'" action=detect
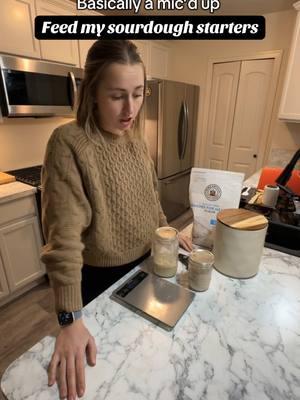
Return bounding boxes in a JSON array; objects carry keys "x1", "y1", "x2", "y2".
[
  {"x1": 189, "y1": 168, "x2": 244, "y2": 249},
  {"x1": 152, "y1": 227, "x2": 179, "y2": 278},
  {"x1": 188, "y1": 249, "x2": 214, "y2": 291}
]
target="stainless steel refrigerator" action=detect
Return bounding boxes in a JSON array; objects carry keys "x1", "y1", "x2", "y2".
[{"x1": 144, "y1": 79, "x2": 199, "y2": 222}]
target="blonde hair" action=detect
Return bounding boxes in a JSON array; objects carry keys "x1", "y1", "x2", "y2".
[{"x1": 76, "y1": 40, "x2": 146, "y2": 139}]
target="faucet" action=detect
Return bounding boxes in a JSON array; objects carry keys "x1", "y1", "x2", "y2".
[{"x1": 275, "y1": 148, "x2": 300, "y2": 187}]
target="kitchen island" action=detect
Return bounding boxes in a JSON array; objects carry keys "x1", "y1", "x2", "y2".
[{"x1": 1, "y1": 245, "x2": 300, "y2": 400}]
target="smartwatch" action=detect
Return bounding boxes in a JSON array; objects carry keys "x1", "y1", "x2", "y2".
[{"x1": 57, "y1": 310, "x2": 82, "y2": 327}]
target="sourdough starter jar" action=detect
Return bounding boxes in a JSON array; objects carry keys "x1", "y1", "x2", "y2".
[
  {"x1": 188, "y1": 249, "x2": 214, "y2": 291},
  {"x1": 152, "y1": 227, "x2": 179, "y2": 278}
]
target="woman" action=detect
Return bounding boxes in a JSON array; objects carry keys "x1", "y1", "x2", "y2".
[{"x1": 41, "y1": 40, "x2": 192, "y2": 400}]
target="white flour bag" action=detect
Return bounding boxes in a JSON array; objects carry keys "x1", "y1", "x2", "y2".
[{"x1": 189, "y1": 168, "x2": 244, "y2": 248}]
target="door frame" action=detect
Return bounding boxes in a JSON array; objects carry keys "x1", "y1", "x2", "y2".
[{"x1": 197, "y1": 50, "x2": 283, "y2": 173}]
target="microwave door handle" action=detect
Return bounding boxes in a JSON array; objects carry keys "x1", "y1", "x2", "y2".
[
  {"x1": 182, "y1": 101, "x2": 189, "y2": 159},
  {"x1": 177, "y1": 102, "x2": 185, "y2": 159},
  {"x1": 68, "y1": 71, "x2": 77, "y2": 110}
]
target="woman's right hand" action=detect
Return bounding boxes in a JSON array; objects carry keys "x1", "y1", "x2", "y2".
[{"x1": 48, "y1": 319, "x2": 97, "y2": 399}]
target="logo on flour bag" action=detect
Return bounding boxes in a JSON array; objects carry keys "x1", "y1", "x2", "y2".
[{"x1": 204, "y1": 184, "x2": 222, "y2": 201}]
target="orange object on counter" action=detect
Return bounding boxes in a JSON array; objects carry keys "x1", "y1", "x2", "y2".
[{"x1": 257, "y1": 167, "x2": 300, "y2": 195}]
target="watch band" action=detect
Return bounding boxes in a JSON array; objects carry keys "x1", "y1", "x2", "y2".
[{"x1": 72, "y1": 310, "x2": 82, "y2": 321}]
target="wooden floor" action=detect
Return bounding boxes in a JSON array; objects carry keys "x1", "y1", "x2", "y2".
[
  {"x1": 0, "y1": 282, "x2": 59, "y2": 400},
  {"x1": 0, "y1": 209, "x2": 193, "y2": 400}
]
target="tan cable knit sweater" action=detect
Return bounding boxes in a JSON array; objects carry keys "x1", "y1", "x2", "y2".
[{"x1": 41, "y1": 121, "x2": 167, "y2": 312}]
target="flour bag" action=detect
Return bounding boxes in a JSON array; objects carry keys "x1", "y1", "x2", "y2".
[{"x1": 189, "y1": 168, "x2": 244, "y2": 248}]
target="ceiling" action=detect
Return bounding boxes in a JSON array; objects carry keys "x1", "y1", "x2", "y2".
[{"x1": 72, "y1": 0, "x2": 296, "y2": 15}]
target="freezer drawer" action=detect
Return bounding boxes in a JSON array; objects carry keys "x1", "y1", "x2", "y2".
[{"x1": 158, "y1": 170, "x2": 191, "y2": 222}]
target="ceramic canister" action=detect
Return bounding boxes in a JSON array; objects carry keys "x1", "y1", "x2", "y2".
[{"x1": 213, "y1": 209, "x2": 268, "y2": 279}]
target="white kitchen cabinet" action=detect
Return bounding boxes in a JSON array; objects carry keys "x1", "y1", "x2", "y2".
[
  {"x1": 132, "y1": 41, "x2": 169, "y2": 79},
  {"x1": 279, "y1": 1, "x2": 300, "y2": 122},
  {"x1": 0, "y1": 253, "x2": 10, "y2": 301},
  {"x1": 77, "y1": 10, "x2": 100, "y2": 68},
  {"x1": 36, "y1": 0, "x2": 80, "y2": 65},
  {"x1": 0, "y1": 0, "x2": 41, "y2": 58},
  {"x1": 0, "y1": 217, "x2": 44, "y2": 292},
  {"x1": 78, "y1": 40, "x2": 96, "y2": 68},
  {"x1": 149, "y1": 42, "x2": 169, "y2": 79},
  {"x1": 132, "y1": 40, "x2": 150, "y2": 73},
  {"x1": 0, "y1": 187, "x2": 45, "y2": 306}
]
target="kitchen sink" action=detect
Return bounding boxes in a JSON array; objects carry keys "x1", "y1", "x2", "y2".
[{"x1": 264, "y1": 220, "x2": 300, "y2": 257}]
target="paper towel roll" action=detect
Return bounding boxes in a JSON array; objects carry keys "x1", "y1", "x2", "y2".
[{"x1": 262, "y1": 184, "x2": 279, "y2": 208}]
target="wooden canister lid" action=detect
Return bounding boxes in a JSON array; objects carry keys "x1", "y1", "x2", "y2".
[{"x1": 217, "y1": 209, "x2": 268, "y2": 231}]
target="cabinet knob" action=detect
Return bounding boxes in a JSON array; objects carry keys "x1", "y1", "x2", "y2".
[{"x1": 253, "y1": 154, "x2": 257, "y2": 158}]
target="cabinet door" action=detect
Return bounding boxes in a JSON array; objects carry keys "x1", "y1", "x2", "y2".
[
  {"x1": 279, "y1": 8, "x2": 300, "y2": 121},
  {"x1": 0, "y1": 217, "x2": 45, "y2": 292},
  {"x1": 149, "y1": 42, "x2": 169, "y2": 79},
  {"x1": 0, "y1": 0, "x2": 41, "y2": 58},
  {"x1": 132, "y1": 40, "x2": 150, "y2": 74},
  {"x1": 78, "y1": 40, "x2": 96, "y2": 68},
  {"x1": 0, "y1": 252, "x2": 10, "y2": 300},
  {"x1": 36, "y1": 0, "x2": 80, "y2": 65}
]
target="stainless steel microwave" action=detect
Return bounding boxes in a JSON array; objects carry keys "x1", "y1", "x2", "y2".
[{"x1": 0, "y1": 55, "x2": 83, "y2": 117}]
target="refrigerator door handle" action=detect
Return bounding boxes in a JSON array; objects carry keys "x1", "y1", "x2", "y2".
[
  {"x1": 177, "y1": 102, "x2": 185, "y2": 159},
  {"x1": 182, "y1": 101, "x2": 189, "y2": 159}
]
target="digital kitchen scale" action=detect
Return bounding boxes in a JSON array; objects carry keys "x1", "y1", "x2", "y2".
[{"x1": 111, "y1": 269, "x2": 195, "y2": 331}]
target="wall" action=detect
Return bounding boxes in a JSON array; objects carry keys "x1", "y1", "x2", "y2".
[
  {"x1": 0, "y1": 117, "x2": 73, "y2": 171},
  {"x1": 166, "y1": 9, "x2": 300, "y2": 167}
]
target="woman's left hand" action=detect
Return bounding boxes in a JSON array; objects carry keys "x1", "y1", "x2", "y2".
[{"x1": 178, "y1": 232, "x2": 193, "y2": 252}]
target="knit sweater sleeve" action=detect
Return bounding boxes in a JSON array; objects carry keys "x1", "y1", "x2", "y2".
[{"x1": 41, "y1": 128, "x2": 92, "y2": 312}]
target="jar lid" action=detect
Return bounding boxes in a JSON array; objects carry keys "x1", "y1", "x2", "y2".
[
  {"x1": 217, "y1": 208, "x2": 268, "y2": 231},
  {"x1": 190, "y1": 249, "x2": 214, "y2": 266},
  {"x1": 155, "y1": 227, "x2": 178, "y2": 240}
]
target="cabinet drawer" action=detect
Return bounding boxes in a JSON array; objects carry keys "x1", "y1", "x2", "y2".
[{"x1": 0, "y1": 195, "x2": 36, "y2": 226}]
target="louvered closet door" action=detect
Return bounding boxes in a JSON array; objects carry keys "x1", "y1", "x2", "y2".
[
  {"x1": 227, "y1": 59, "x2": 274, "y2": 178},
  {"x1": 205, "y1": 62, "x2": 241, "y2": 170}
]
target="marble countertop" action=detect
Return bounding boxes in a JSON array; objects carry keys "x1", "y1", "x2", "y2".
[
  {"x1": 0, "y1": 181, "x2": 36, "y2": 203},
  {"x1": 1, "y1": 246, "x2": 300, "y2": 400}
]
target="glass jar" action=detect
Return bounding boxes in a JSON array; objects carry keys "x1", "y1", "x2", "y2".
[
  {"x1": 152, "y1": 227, "x2": 179, "y2": 278},
  {"x1": 188, "y1": 249, "x2": 214, "y2": 291}
]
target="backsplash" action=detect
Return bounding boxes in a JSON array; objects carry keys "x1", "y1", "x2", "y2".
[{"x1": 0, "y1": 117, "x2": 73, "y2": 171}]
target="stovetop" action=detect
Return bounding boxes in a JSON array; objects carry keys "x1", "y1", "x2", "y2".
[{"x1": 8, "y1": 165, "x2": 42, "y2": 188}]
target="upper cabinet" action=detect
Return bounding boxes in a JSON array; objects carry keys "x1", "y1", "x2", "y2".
[
  {"x1": 279, "y1": 1, "x2": 300, "y2": 122},
  {"x1": 78, "y1": 40, "x2": 96, "y2": 68},
  {"x1": 36, "y1": 0, "x2": 80, "y2": 65},
  {"x1": 0, "y1": 0, "x2": 41, "y2": 58},
  {"x1": 77, "y1": 10, "x2": 99, "y2": 68},
  {"x1": 133, "y1": 40, "x2": 169, "y2": 79},
  {"x1": 0, "y1": 1, "x2": 169, "y2": 74},
  {"x1": 150, "y1": 42, "x2": 169, "y2": 79}
]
